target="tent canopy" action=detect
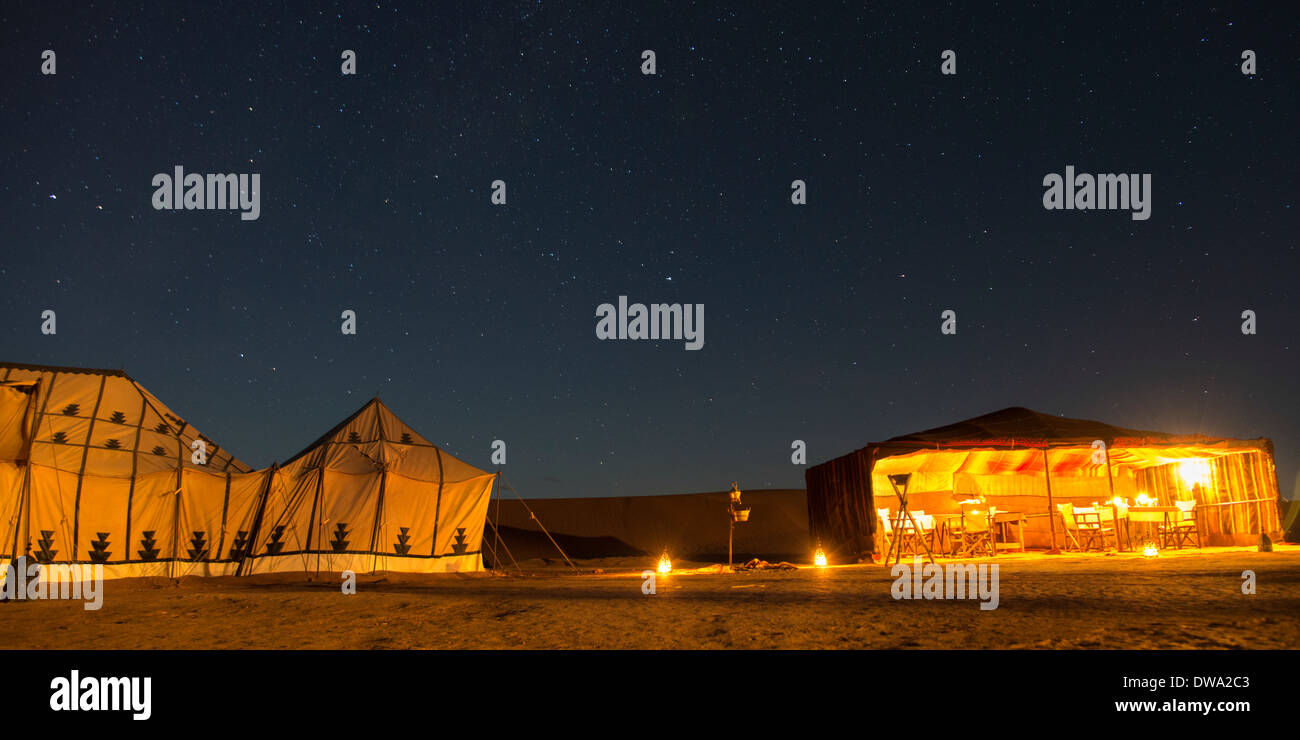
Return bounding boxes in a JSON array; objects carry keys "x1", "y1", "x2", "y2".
[{"x1": 806, "y1": 407, "x2": 1284, "y2": 554}]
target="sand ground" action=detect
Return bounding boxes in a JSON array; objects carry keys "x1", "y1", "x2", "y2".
[{"x1": 3, "y1": 546, "x2": 1298, "y2": 649}]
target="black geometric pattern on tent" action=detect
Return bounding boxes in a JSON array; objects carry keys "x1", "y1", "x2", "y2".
[
  {"x1": 138, "y1": 531, "x2": 161, "y2": 561},
  {"x1": 228, "y1": 530, "x2": 250, "y2": 560},
  {"x1": 35, "y1": 530, "x2": 57, "y2": 563},
  {"x1": 264, "y1": 525, "x2": 287, "y2": 555},
  {"x1": 187, "y1": 531, "x2": 209, "y2": 561},
  {"x1": 450, "y1": 527, "x2": 469, "y2": 555},
  {"x1": 330, "y1": 523, "x2": 350, "y2": 552},
  {"x1": 394, "y1": 527, "x2": 412, "y2": 555},
  {"x1": 88, "y1": 532, "x2": 112, "y2": 563}
]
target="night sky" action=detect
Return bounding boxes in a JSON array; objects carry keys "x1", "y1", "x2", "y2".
[{"x1": 2, "y1": 2, "x2": 1297, "y2": 501}]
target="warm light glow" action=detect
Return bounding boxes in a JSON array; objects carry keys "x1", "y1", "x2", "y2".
[
  {"x1": 814, "y1": 543, "x2": 827, "y2": 568},
  {"x1": 1143, "y1": 542, "x2": 1159, "y2": 558},
  {"x1": 657, "y1": 552, "x2": 672, "y2": 574},
  {"x1": 1136, "y1": 493, "x2": 1154, "y2": 506},
  {"x1": 1177, "y1": 459, "x2": 1212, "y2": 489},
  {"x1": 1111, "y1": 496, "x2": 1126, "y2": 507}
]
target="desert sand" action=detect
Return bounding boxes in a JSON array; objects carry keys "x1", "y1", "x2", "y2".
[{"x1": 2, "y1": 546, "x2": 1297, "y2": 650}]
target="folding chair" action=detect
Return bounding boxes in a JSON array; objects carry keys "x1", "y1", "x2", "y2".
[
  {"x1": 1055, "y1": 503, "x2": 1083, "y2": 551},
  {"x1": 876, "y1": 508, "x2": 898, "y2": 558},
  {"x1": 912, "y1": 512, "x2": 936, "y2": 555},
  {"x1": 1072, "y1": 507, "x2": 1114, "y2": 551},
  {"x1": 1160, "y1": 499, "x2": 1201, "y2": 549},
  {"x1": 958, "y1": 504, "x2": 996, "y2": 557},
  {"x1": 878, "y1": 507, "x2": 926, "y2": 558}
]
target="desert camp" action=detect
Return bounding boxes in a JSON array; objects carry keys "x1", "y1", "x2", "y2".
[{"x1": 1, "y1": 362, "x2": 1298, "y2": 659}]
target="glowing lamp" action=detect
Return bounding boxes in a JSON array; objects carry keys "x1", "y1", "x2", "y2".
[
  {"x1": 1143, "y1": 542, "x2": 1159, "y2": 558},
  {"x1": 1177, "y1": 459, "x2": 1212, "y2": 489},
  {"x1": 1136, "y1": 493, "x2": 1154, "y2": 507},
  {"x1": 814, "y1": 541, "x2": 827, "y2": 568},
  {"x1": 657, "y1": 551, "x2": 672, "y2": 574}
]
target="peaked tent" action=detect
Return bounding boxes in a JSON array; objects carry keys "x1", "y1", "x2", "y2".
[
  {"x1": 806, "y1": 407, "x2": 1284, "y2": 558},
  {"x1": 2, "y1": 363, "x2": 498, "y2": 580},
  {"x1": 238, "y1": 398, "x2": 497, "y2": 575},
  {"x1": 1, "y1": 362, "x2": 257, "y2": 579}
]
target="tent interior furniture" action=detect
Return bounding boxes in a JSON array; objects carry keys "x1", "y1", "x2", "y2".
[
  {"x1": 1, "y1": 362, "x2": 496, "y2": 580},
  {"x1": 958, "y1": 505, "x2": 995, "y2": 557},
  {"x1": 993, "y1": 510, "x2": 1028, "y2": 553},
  {"x1": 1159, "y1": 499, "x2": 1202, "y2": 549},
  {"x1": 806, "y1": 407, "x2": 1285, "y2": 561},
  {"x1": 1055, "y1": 503, "x2": 1085, "y2": 551},
  {"x1": 1129, "y1": 506, "x2": 1180, "y2": 548},
  {"x1": 1071, "y1": 508, "x2": 1114, "y2": 551},
  {"x1": 885, "y1": 472, "x2": 935, "y2": 565}
]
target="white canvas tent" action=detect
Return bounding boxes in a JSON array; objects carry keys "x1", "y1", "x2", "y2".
[
  {"x1": 1, "y1": 362, "x2": 496, "y2": 580},
  {"x1": 240, "y1": 397, "x2": 497, "y2": 575},
  {"x1": 1, "y1": 363, "x2": 255, "y2": 579}
]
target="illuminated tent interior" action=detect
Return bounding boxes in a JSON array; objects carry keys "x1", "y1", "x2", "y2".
[
  {"x1": 1, "y1": 362, "x2": 496, "y2": 580},
  {"x1": 806, "y1": 407, "x2": 1284, "y2": 558}
]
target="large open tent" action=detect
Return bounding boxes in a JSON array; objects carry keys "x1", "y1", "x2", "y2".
[
  {"x1": 1, "y1": 363, "x2": 496, "y2": 579},
  {"x1": 806, "y1": 407, "x2": 1285, "y2": 560}
]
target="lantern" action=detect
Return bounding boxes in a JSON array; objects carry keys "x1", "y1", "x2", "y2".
[
  {"x1": 813, "y1": 541, "x2": 828, "y2": 568},
  {"x1": 1142, "y1": 542, "x2": 1159, "y2": 558},
  {"x1": 657, "y1": 551, "x2": 672, "y2": 574}
]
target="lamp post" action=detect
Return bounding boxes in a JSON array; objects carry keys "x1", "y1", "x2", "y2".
[{"x1": 727, "y1": 481, "x2": 750, "y2": 569}]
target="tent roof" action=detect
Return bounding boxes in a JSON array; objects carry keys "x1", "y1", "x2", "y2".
[
  {"x1": 1, "y1": 360, "x2": 252, "y2": 475},
  {"x1": 863, "y1": 406, "x2": 1272, "y2": 476},
  {"x1": 279, "y1": 397, "x2": 491, "y2": 484},
  {"x1": 885, "y1": 406, "x2": 1181, "y2": 448}
]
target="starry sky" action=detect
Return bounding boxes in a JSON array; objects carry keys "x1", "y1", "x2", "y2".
[{"x1": 2, "y1": 1, "x2": 1297, "y2": 501}]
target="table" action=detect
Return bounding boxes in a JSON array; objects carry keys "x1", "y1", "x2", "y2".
[
  {"x1": 993, "y1": 511, "x2": 1027, "y2": 553},
  {"x1": 1127, "y1": 506, "x2": 1178, "y2": 546},
  {"x1": 929, "y1": 511, "x2": 1025, "y2": 556}
]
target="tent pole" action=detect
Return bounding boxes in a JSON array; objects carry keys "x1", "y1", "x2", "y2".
[
  {"x1": 491, "y1": 471, "x2": 502, "y2": 570},
  {"x1": 502, "y1": 475, "x2": 576, "y2": 570},
  {"x1": 1043, "y1": 448, "x2": 1059, "y2": 553},
  {"x1": 369, "y1": 469, "x2": 388, "y2": 576},
  {"x1": 1104, "y1": 444, "x2": 1122, "y2": 551}
]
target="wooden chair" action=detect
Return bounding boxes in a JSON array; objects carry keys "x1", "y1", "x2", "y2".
[
  {"x1": 1056, "y1": 503, "x2": 1083, "y2": 551},
  {"x1": 958, "y1": 505, "x2": 995, "y2": 557},
  {"x1": 1160, "y1": 499, "x2": 1201, "y2": 549},
  {"x1": 878, "y1": 507, "x2": 923, "y2": 558},
  {"x1": 876, "y1": 508, "x2": 897, "y2": 558},
  {"x1": 939, "y1": 513, "x2": 964, "y2": 556},
  {"x1": 1072, "y1": 507, "x2": 1114, "y2": 551}
]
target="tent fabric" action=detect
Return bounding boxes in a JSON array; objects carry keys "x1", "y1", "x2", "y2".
[
  {"x1": 2, "y1": 363, "x2": 253, "y2": 579},
  {"x1": 807, "y1": 407, "x2": 1285, "y2": 557},
  {"x1": 241, "y1": 398, "x2": 496, "y2": 575},
  {"x1": 1, "y1": 362, "x2": 494, "y2": 579}
]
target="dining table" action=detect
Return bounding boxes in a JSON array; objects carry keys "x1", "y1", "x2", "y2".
[{"x1": 1127, "y1": 505, "x2": 1179, "y2": 546}]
